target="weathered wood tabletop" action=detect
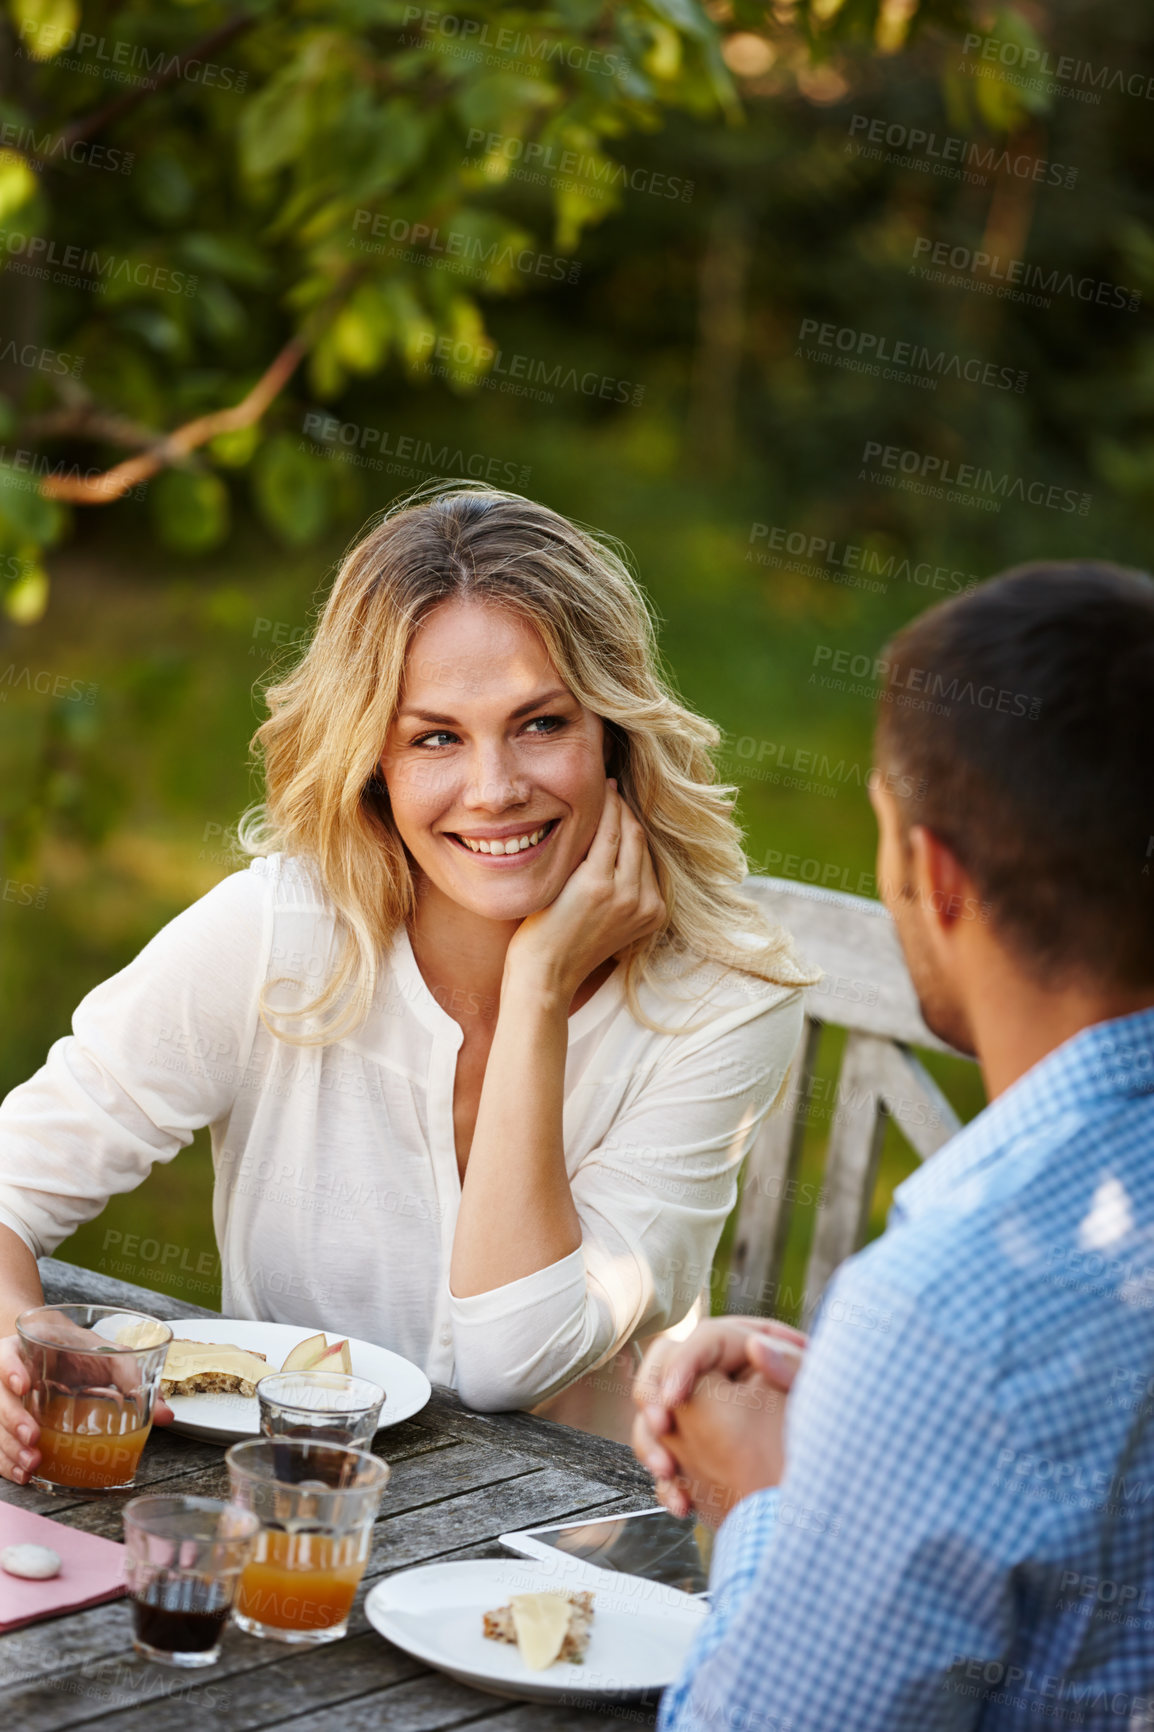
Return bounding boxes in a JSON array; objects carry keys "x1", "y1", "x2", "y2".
[{"x1": 0, "y1": 1260, "x2": 659, "y2": 1731}]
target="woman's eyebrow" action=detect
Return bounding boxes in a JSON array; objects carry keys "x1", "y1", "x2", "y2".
[{"x1": 397, "y1": 687, "x2": 573, "y2": 725}]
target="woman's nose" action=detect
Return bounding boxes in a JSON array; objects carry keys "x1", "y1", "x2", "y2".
[{"x1": 461, "y1": 743, "x2": 529, "y2": 810}]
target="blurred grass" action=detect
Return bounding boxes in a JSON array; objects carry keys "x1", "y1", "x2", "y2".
[{"x1": 1, "y1": 410, "x2": 984, "y2": 1318}]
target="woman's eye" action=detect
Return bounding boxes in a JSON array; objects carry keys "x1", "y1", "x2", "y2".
[
  {"x1": 413, "y1": 730, "x2": 458, "y2": 748},
  {"x1": 523, "y1": 715, "x2": 567, "y2": 736}
]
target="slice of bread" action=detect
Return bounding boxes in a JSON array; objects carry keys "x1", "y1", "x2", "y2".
[
  {"x1": 483, "y1": 1590, "x2": 594, "y2": 1666},
  {"x1": 159, "y1": 1340, "x2": 272, "y2": 1398}
]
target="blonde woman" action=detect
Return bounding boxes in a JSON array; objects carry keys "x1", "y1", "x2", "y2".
[{"x1": 0, "y1": 484, "x2": 814, "y2": 1484}]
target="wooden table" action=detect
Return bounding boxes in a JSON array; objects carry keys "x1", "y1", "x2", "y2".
[{"x1": 0, "y1": 1260, "x2": 659, "y2": 1731}]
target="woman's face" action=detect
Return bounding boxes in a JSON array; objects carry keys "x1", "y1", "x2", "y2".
[{"x1": 380, "y1": 599, "x2": 609, "y2": 923}]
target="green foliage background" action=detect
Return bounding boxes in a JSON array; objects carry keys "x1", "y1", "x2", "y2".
[{"x1": 1, "y1": 0, "x2": 1151, "y2": 1321}]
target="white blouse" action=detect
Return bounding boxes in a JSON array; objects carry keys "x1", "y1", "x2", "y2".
[{"x1": 0, "y1": 855, "x2": 804, "y2": 1409}]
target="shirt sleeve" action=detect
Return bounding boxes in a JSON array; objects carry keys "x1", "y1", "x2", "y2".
[
  {"x1": 657, "y1": 1253, "x2": 1035, "y2": 1732},
  {"x1": 0, "y1": 868, "x2": 271, "y2": 1258},
  {"x1": 449, "y1": 987, "x2": 805, "y2": 1411}
]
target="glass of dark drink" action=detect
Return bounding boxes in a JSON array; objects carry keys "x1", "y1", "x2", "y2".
[
  {"x1": 256, "y1": 1372, "x2": 385, "y2": 1453},
  {"x1": 123, "y1": 1494, "x2": 259, "y2": 1666}
]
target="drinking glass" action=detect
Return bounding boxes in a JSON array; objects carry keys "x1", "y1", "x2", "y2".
[
  {"x1": 123, "y1": 1495, "x2": 259, "y2": 1666},
  {"x1": 256, "y1": 1371, "x2": 385, "y2": 1451},
  {"x1": 225, "y1": 1438, "x2": 390, "y2": 1644},
  {"x1": 16, "y1": 1305, "x2": 173, "y2": 1492}
]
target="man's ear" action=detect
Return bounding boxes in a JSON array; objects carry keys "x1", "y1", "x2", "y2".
[{"x1": 906, "y1": 824, "x2": 977, "y2": 933}]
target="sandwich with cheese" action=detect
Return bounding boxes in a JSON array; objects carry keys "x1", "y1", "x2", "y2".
[
  {"x1": 159, "y1": 1339, "x2": 274, "y2": 1398},
  {"x1": 483, "y1": 1590, "x2": 595, "y2": 1669}
]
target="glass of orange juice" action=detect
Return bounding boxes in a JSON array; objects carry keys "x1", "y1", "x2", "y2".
[
  {"x1": 225, "y1": 1438, "x2": 390, "y2": 1644},
  {"x1": 16, "y1": 1305, "x2": 173, "y2": 1493}
]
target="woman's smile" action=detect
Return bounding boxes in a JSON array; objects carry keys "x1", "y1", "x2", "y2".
[{"x1": 444, "y1": 817, "x2": 560, "y2": 862}]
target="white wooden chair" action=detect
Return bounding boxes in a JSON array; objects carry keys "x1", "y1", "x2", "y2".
[
  {"x1": 541, "y1": 874, "x2": 978, "y2": 1440},
  {"x1": 730, "y1": 875, "x2": 979, "y2": 1325}
]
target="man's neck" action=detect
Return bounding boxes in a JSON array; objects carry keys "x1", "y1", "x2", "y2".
[{"x1": 966, "y1": 955, "x2": 1154, "y2": 1101}]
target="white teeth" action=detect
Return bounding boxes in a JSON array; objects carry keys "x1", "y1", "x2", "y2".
[{"x1": 457, "y1": 824, "x2": 549, "y2": 855}]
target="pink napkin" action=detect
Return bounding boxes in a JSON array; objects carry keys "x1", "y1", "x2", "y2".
[{"x1": 0, "y1": 1506, "x2": 128, "y2": 1630}]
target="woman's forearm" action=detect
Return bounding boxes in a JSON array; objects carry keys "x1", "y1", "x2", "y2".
[
  {"x1": 0, "y1": 1224, "x2": 44, "y2": 1337},
  {"x1": 449, "y1": 967, "x2": 582, "y2": 1298}
]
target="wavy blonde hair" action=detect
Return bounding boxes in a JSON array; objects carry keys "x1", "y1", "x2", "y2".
[{"x1": 241, "y1": 481, "x2": 815, "y2": 1043}]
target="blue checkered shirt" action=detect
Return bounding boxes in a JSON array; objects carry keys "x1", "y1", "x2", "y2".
[{"x1": 659, "y1": 1006, "x2": 1154, "y2": 1732}]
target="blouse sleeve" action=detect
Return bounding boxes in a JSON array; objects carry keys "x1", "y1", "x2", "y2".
[
  {"x1": 449, "y1": 986, "x2": 805, "y2": 1410},
  {"x1": 0, "y1": 867, "x2": 273, "y2": 1259}
]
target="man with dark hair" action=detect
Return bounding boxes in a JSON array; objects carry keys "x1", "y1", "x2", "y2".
[{"x1": 633, "y1": 562, "x2": 1154, "y2": 1731}]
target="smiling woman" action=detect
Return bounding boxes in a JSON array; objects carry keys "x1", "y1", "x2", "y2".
[{"x1": 0, "y1": 483, "x2": 817, "y2": 1482}]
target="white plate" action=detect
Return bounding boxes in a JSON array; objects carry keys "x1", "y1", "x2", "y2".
[
  {"x1": 161, "y1": 1317, "x2": 431, "y2": 1444},
  {"x1": 364, "y1": 1558, "x2": 707, "y2": 1703}
]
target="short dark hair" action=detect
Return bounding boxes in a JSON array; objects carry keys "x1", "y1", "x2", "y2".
[{"x1": 874, "y1": 560, "x2": 1154, "y2": 988}]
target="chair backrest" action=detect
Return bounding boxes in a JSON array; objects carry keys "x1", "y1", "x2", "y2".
[{"x1": 728, "y1": 875, "x2": 979, "y2": 1324}]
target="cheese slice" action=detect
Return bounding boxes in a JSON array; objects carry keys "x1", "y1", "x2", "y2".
[
  {"x1": 509, "y1": 1592, "x2": 573, "y2": 1671},
  {"x1": 112, "y1": 1318, "x2": 172, "y2": 1350},
  {"x1": 160, "y1": 1339, "x2": 276, "y2": 1397}
]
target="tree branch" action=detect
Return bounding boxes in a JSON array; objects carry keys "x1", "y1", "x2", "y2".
[
  {"x1": 53, "y1": 13, "x2": 257, "y2": 151},
  {"x1": 22, "y1": 404, "x2": 160, "y2": 451},
  {"x1": 38, "y1": 332, "x2": 309, "y2": 504}
]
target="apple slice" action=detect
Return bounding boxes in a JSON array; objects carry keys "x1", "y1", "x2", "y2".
[
  {"x1": 312, "y1": 1338, "x2": 352, "y2": 1375},
  {"x1": 281, "y1": 1332, "x2": 328, "y2": 1372}
]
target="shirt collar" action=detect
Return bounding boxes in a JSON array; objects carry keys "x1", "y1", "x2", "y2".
[{"x1": 893, "y1": 1004, "x2": 1154, "y2": 1222}]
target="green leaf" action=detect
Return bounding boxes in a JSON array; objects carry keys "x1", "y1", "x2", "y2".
[
  {"x1": 0, "y1": 462, "x2": 65, "y2": 546},
  {"x1": 209, "y1": 425, "x2": 261, "y2": 468},
  {"x1": 356, "y1": 100, "x2": 432, "y2": 198},
  {"x1": 331, "y1": 282, "x2": 394, "y2": 373},
  {"x1": 136, "y1": 153, "x2": 196, "y2": 226},
  {"x1": 239, "y1": 74, "x2": 312, "y2": 180},
  {"x1": 3, "y1": 561, "x2": 49, "y2": 624},
  {"x1": 8, "y1": 0, "x2": 80, "y2": 61},
  {"x1": 179, "y1": 232, "x2": 274, "y2": 287},
  {"x1": 453, "y1": 74, "x2": 560, "y2": 136},
  {"x1": 252, "y1": 434, "x2": 331, "y2": 546},
  {"x1": 150, "y1": 469, "x2": 231, "y2": 555},
  {"x1": 0, "y1": 148, "x2": 37, "y2": 222},
  {"x1": 645, "y1": 0, "x2": 710, "y2": 39}
]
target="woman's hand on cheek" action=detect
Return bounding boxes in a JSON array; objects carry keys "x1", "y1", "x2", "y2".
[{"x1": 504, "y1": 782, "x2": 666, "y2": 1002}]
